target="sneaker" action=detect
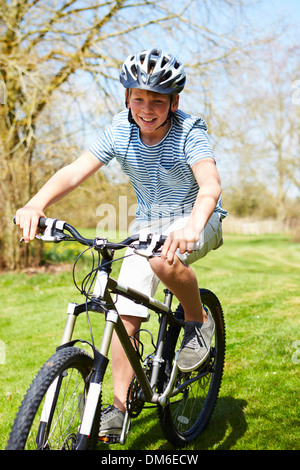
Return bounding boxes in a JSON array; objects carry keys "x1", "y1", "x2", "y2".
[
  {"x1": 177, "y1": 313, "x2": 215, "y2": 372},
  {"x1": 99, "y1": 405, "x2": 125, "y2": 437}
]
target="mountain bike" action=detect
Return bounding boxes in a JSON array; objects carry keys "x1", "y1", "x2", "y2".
[{"x1": 7, "y1": 217, "x2": 226, "y2": 450}]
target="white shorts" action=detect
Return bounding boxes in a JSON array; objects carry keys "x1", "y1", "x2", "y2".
[{"x1": 114, "y1": 212, "x2": 223, "y2": 321}]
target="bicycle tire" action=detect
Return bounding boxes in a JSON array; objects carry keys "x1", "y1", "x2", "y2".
[
  {"x1": 157, "y1": 288, "x2": 226, "y2": 447},
  {"x1": 6, "y1": 346, "x2": 101, "y2": 450}
]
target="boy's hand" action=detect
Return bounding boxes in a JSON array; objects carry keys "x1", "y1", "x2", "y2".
[
  {"x1": 160, "y1": 225, "x2": 200, "y2": 264},
  {"x1": 15, "y1": 206, "x2": 46, "y2": 243}
]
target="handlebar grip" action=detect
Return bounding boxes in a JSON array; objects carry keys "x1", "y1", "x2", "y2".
[
  {"x1": 38, "y1": 217, "x2": 48, "y2": 229},
  {"x1": 13, "y1": 215, "x2": 48, "y2": 229}
]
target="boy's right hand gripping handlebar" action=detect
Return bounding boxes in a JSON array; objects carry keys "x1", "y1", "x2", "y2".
[{"x1": 13, "y1": 216, "x2": 66, "y2": 243}]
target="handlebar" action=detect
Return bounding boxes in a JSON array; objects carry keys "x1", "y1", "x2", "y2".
[{"x1": 14, "y1": 216, "x2": 167, "y2": 257}]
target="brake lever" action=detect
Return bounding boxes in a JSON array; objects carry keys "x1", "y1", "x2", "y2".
[
  {"x1": 133, "y1": 234, "x2": 163, "y2": 259},
  {"x1": 35, "y1": 218, "x2": 67, "y2": 243}
]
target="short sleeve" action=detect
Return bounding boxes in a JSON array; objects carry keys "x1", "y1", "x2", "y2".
[
  {"x1": 89, "y1": 126, "x2": 115, "y2": 166},
  {"x1": 184, "y1": 125, "x2": 215, "y2": 168}
]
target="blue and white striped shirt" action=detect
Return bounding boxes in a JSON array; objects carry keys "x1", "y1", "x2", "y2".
[{"x1": 90, "y1": 109, "x2": 227, "y2": 222}]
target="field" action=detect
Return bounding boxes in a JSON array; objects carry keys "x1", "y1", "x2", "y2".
[{"x1": 0, "y1": 232, "x2": 299, "y2": 450}]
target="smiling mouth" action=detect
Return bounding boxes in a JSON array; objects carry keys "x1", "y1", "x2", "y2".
[{"x1": 140, "y1": 116, "x2": 156, "y2": 123}]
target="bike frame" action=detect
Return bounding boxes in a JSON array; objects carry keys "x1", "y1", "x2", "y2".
[
  {"x1": 9, "y1": 217, "x2": 224, "y2": 450},
  {"x1": 40, "y1": 243, "x2": 183, "y2": 449}
]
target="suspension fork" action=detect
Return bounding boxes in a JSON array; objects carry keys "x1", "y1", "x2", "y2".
[
  {"x1": 35, "y1": 303, "x2": 83, "y2": 448},
  {"x1": 38, "y1": 299, "x2": 112, "y2": 450},
  {"x1": 76, "y1": 304, "x2": 116, "y2": 449},
  {"x1": 76, "y1": 349, "x2": 109, "y2": 450}
]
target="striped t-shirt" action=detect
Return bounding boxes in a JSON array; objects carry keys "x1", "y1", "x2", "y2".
[{"x1": 89, "y1": 109, "x2": 227, "y2": 222}]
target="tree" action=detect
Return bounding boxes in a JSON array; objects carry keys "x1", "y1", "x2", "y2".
[
  {"x1": 0, "y1": 0, "x2": 274, "y2": 268},
  {"x1": 217, "y1": 39, "x2": 300, "y2": 222}
]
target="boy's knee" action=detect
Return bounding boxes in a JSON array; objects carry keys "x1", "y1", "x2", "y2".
[{"x1": 149, "y1": 255, "x2": 183, "y2": 278}]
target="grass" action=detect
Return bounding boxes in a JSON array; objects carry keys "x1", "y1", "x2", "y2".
[{"x1": 0, "y1": 232, "x2": 299, "y2": 450}]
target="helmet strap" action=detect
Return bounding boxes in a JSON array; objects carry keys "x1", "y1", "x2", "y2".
[
  {"x1": 128, "y1": 109, "x2": 138, "y2": 126},
  {"x1": 154, "y1": 102, "x2": 173, "y2": 130}
]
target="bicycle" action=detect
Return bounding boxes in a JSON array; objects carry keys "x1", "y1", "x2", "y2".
[{"x1": 7, "y1": 217, "x2": 226, "y2": 450}]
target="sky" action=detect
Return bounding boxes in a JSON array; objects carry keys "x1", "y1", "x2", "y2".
[
  {"x1": 248, "y1": 0, "x2": 299, "y2": 48},
  {"x1": 271, "y1": 0, "x2": 300, "y2": 24}
]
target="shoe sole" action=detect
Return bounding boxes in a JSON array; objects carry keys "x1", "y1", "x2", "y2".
[{"x1": 99, "y1": 428, "x2": 122, "y2": 437}]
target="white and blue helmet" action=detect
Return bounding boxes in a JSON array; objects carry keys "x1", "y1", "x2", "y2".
[{"x1": 120, "y1": 49, "x2": 186, "y2": 95}]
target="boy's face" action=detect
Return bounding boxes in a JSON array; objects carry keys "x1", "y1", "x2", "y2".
[{"x1": 127, "y1": 88, "x2": 179, "y2": 140}]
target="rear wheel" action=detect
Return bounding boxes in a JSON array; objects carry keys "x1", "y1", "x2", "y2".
[
  {"x1": 6, "y1": 347, "x2": 101, "y2": 450},
  {"x1": 158, "y1": 289, "x2": 226, "y2": 447}
]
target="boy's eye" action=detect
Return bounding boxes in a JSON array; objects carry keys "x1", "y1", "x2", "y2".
[{"x1": 132, "y1": 97, "x2": 166, "y2": 104}]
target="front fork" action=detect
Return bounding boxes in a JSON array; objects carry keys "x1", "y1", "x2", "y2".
[
  {"x1": 77, "y1": 307, "x2": 121, "y2": 449},
  {"x1": 38, "y1": 300, "x2": 114, "y2": 450}
]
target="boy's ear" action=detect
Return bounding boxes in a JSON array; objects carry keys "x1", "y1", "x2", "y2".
[
  {"x1": 125, "y1": 89, "x2": 131, "y2": 108},
  {"x1": 171, "y1": 94, "x2": 179, "y2": 112}
]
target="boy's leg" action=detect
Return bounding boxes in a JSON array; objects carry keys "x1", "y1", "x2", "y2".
[
  {"x1": 149, "y1": 255, "x2": 207, "y2": 322},
  {"x1": 104, "y1": 212, "x2": 222, "y2": 419},
  {"x1": 110, "y1": 259, "x2": 204, "y2": 414},
  {"x1": 149, "y1": 255, "x2": 214, "y2": 372},
  {"x1": 108, "y1": 260, "x2": 205, "y2": 417},
  {"x1": 99, "y1": 315, "x2": 142, "y2": 437},
  {"x1": 111, "y1": 315, "x2": 142, "y2": 413},
  {"x1": 149, "y1": 211, "x2": 223, "y2": 320},
  {"x1": 149, "y1": 212, "x2": 223, "y2": 371}
]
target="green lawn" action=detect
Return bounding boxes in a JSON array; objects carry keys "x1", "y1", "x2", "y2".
[{"x1": 0, "y1": 233, "x2": 299, "y2": 450}]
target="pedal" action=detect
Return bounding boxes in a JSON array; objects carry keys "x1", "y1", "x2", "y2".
[
  {"x1": 98, "y1": 434, "x2": 121, "y2": 444},
  {"x1": 98, "y1": 411, "x2": 131, "y2": 445}
]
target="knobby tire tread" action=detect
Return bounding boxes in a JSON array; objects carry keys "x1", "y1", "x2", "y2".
[{"x1": 6, "y1": 347, "x2": 93, "y2": 450}]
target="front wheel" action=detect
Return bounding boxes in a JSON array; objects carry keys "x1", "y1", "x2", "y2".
[
  {"x1": 158, "y1": 289, "x2": 226, "y2": 447},
  {"x1": 6, "y1": 347, "x2": 100, "y2": 450}
]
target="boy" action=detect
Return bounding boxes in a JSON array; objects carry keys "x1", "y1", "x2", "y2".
[{"x1": 15, "y1": 49, "x2": 227, "y2": 437}]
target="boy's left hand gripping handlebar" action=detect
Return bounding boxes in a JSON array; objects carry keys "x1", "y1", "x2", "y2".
[{"x1": 13, "y1": 215, "x2": 47, "y2": 229}]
